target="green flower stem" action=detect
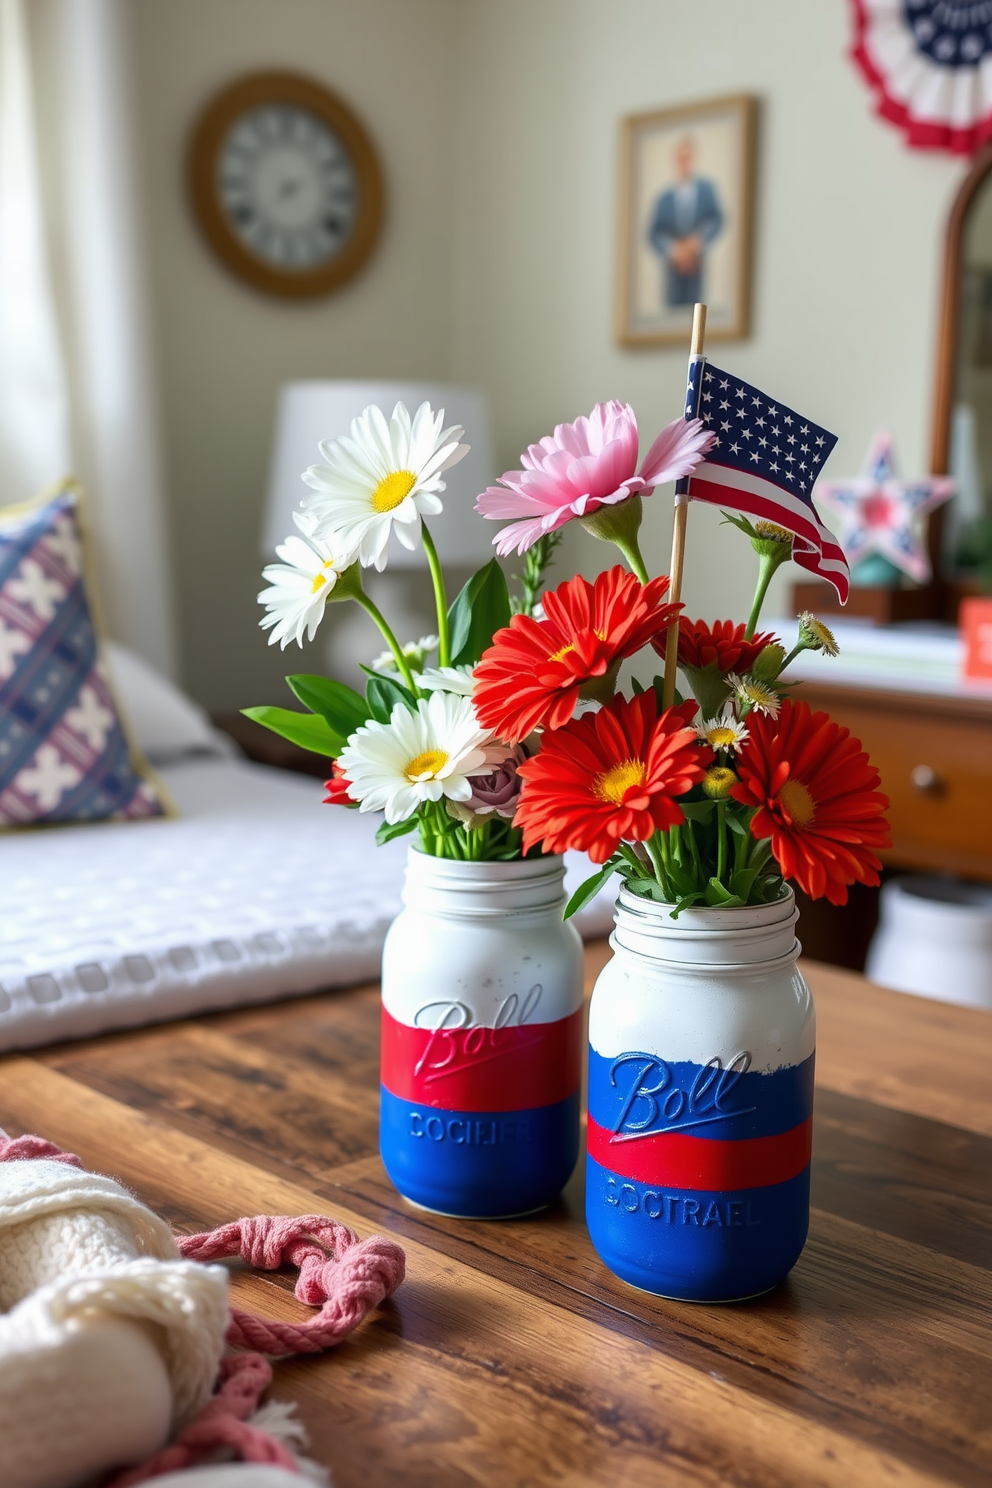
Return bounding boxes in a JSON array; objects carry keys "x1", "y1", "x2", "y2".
[
  {"x1": 645, "y1": 832, "x2": 669, "y2": 893},
  {"x1": 615, "y1": 537, "x2": 650, "y2": 586},
  {"x1": 420, "y1": 523, "x2": 450, "y2": 667},
  {"x1": 355, "y1": 594, "x2": 419, "y2": 693},
  {"x1": 716, "y1": 801, "x2": 727, "y2": 882},
  {"x1": 685, "y1": 820, "x2": 703, "y2": 882},
  {"x1": 744, "y1": 555, "x2": 777, "y2": 640},
  {"x1": 618, "y1": 842, "x2": 651, "y2": 877},
  {"x1": 578, "y1": 496, "x2": 651, "y2": 585},
  {"x1": 778, "y1": 640, "x2": 812, "y2": 675}
]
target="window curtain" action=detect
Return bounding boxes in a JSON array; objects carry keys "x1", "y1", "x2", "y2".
[{"x1": 2, "y1": 0, "x2": 177, "y2": 677}]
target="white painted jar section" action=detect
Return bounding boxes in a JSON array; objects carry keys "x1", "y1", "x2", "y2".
[
  {"x1": 381, "y1": 849, "x2": 584, "y2": 1031},
  {"x1": 588, "y1": 888, "x2": 814, "y2": 1072}
]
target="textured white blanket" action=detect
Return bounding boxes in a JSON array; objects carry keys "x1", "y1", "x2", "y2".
[{"x1": 0, "y1": 756, "x2": 616, "y2": 1050}]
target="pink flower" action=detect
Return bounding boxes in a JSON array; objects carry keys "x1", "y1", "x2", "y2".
[
  {"x1": 475, "y1": 402, "x2": 715, "y2": 557},
  {"x1": 465, "y1": 742, "x2": 528, "y2": 818}
]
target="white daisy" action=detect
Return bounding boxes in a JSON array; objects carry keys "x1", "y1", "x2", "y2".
[
  {"x1": 416, "y1": 664, "x2": 475, "y2": 696},
  {"x1": 696, "y1": 704, "x2": 749, "y2": 752},
  {"x1": 797, "y1": 611, "x2": 840, "y2": 657},
  {"x1": 257, "y1": 515, "x2": 357, "y2": 649},
  {"x1": 726, "y1": 672, "x2": 781, "y2": 719},
  {"x1": 301, "y1": 401, "x2": 469, "y2": 571},
  {"x1": 371, "y1": 635, "x2": 438, "y2": 675},
  {"x1": 339, "y1": 691, "x2": 490, "y2": 823}
]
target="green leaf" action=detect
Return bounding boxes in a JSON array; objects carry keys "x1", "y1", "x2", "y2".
[
  {"x1": 375, "y1": 816, "x2": 419, "y2": 845},
  {"x1": 651, "y1": 675, "x2": 684, "y2": 711},
  {"x1": 720, "y1": 510, "x2": 760, "y2": 541},
  {"x1": 563, "y1": 860, "x2": 620, "y2": 920},
  {"x1": 680, "y1": 799, "x2": 716, "y2": 822},
  {"x1": 240, "y1": 706, "x2": 344, "y2": 758},
  {"x1": 285, "y1": 675, "x2": 370, "y2": 738},
  {"x1": 729, "y1": 867, "x2": 759, "y2": 900},
  {"x1": 703, "y1": 877, "x2": 744, "y2": 908},
  {"x1": 366, "y1": 672, "x2": 415, "y2": 724},
  {"x1": 447, "y1": 559, "x2": 511, "y2": 666},
  {"x1": 630, "y1": 676, "x2": 645, "y2": 696},
  {"x1": 669, "y1": 892, "x2": 706, "y2": 919},
  {"x1": 623, "y1": 876, "x2": 657, "y2": 898}
]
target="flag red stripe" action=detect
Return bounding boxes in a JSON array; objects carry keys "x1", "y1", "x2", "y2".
[{"x1": 689, "y1": 464, "x2": 850, "y2": 602}]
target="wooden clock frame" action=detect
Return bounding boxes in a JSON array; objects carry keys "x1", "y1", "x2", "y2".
[{"x1": 187, "y1": 70, "x2": 384, "y2": 299}]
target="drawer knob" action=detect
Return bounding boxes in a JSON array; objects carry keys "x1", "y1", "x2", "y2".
[{"x1": 910, "y1": 764, "x2": 942, "y2": 794}]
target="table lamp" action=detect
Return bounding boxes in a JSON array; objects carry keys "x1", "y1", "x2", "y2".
[{"x1": 264, "y1": 381, "x2": 496, "y2": 568}]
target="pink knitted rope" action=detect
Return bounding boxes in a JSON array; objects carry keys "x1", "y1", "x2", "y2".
[
  {"x1": 178, "y1": 1214, "x2": 406, "y2": 1355},
  {"x1": 106, "y1": 1353, "x2": 298, "y2": 1486},
  {"x1": 0, "y1": 1131, "x2": 81, "y2": 1166}
]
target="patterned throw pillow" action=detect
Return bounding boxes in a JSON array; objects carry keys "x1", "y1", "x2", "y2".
[{"x1": 0, "y1": 484, "x2": 170, "y2": 827}]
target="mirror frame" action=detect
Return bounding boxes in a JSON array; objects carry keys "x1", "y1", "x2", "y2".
[{"x1": 932, "y1": 143, "x2": 992, "y2": 475}]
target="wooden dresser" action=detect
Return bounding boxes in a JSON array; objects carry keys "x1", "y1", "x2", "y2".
[{"x1": 795, "y1": 680, "x2": 992, "y2": 883}]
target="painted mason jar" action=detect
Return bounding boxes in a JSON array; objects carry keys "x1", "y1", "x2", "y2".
[
  {"x1": 380, "y1": 849, "x2": 584, "y2": 1217},
  {"x1": 587, "y1": 888, "x2": 814, "y2": 1301}
]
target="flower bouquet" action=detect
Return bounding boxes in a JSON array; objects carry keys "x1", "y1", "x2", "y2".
[
  {"x1": 249, "y1": 360, "x2": 890, "y2": 1262},
  {"x1": 249, "y1": 397, "x2": 889, "y2": 920}
]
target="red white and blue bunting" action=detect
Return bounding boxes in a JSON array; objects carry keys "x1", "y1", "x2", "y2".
[{"x1": 851, "y1": 0, "x2": 992, "y2": 154}]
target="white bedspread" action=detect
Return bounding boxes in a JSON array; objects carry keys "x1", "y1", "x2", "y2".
[{"x1": 0, "y1": 757, "x2": 616, "y2": 1051}]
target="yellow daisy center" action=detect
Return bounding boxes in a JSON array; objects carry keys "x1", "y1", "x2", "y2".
[
  {"x1": 778, "y1": 778, "x2": 816, "y2": 827},
  {"x1": 804, "y1": 615, "x2": 838, "y2": 655},
  {"x1": 593, "y1": 758, "x2": 646, "y2": 805},
  {"x1": 703, "y1": 766, "x2": 738, "y2": 800},
  {"x1": 406, "y1": 748, "x2": 448, "y2": 783},
  {"x1": 549, "y1": 629, "x2": 606, "y2": 665},
  {"x1": 310, "y1": 559, "x2": 337, "y2": 594},
  {"x1": 755, "y1": 520, "x2": 792, "y2": 544},
  {"x1": 372, "y1": 470, "x2": 418, "y2": 512},
  {"x1": 739, "y1": 679, "x2": 777, "y2": 709},
  {"x1": 706, "y1": 725, "x2": 738, "y2": 749}
]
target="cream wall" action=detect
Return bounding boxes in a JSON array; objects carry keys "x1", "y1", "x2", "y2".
[
  {"x1": 128, "y1": 0, "x2": 460, "y2": 710},
  {"x1": 129, "y1": 0, "x2": 966, "y2": 711},
  {"x1": 448, "y1": 0, "x2": 965, "y2": 624}
]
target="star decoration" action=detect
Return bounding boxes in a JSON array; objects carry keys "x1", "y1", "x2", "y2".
[{"x1": 814, "y1": 432, "x2": 954, "y2": 584}]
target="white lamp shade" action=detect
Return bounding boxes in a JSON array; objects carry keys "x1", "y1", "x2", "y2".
[{"x1": 264, "y1": 380, "x2": 497, "y2": 568}]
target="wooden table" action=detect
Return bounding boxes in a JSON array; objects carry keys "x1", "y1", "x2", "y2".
[{"x1": 1, "y1": 948, "x2": 989, "y2": 1487}]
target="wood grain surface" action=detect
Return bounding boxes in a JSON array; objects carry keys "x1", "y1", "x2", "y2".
[{"x1": 0, "y1": 951, "x2": 989, "y2": 1487}]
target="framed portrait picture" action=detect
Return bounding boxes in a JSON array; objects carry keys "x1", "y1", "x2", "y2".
[{"x1": 617, "y1": 94, "x2": 756, "y2": 348}]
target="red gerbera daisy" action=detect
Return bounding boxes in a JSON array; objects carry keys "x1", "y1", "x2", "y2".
[
  {"x1": 730, "y1": 699, "x2": 891, "y2": 906},
  {"x1": 662, "y1": 618, "x2": 776, "y2": 673},
  {"x1": 323, "y1": 760, "x2": 358, "y2": 807},
  {"x1": 474, "y1": 566, "x2": 681, "y2": 743},
  {"x1": 515, "y1": 692, "x2": 708, "y2": 863}
]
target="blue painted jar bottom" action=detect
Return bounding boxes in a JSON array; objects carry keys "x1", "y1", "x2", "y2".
[
  {"x1": 585, "y1": 1156, "x2": 810, "y2": 1301},
  {"x1": 380, "y1": 1086, "x2": 580, "y2": 1218}
]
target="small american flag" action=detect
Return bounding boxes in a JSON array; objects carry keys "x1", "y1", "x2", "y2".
[{"x1": 683, "y1": 359, "x2": 849, "y2": 603}]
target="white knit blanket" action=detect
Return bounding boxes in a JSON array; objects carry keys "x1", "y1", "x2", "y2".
[{"x1": 0, "y1": 1157, "x2": 230, "y2": 1487}]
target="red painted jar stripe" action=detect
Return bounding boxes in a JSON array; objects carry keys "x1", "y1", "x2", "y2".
[
  {"x1": 381, "y1": 1006, "x2": 584, "y2": 1112},
  {"x1": 586, "y1": 1113, "x2": 813, "y2": 1192}
]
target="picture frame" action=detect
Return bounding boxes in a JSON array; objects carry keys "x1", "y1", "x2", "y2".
[{"x1": 617, "y1": 94, "x2": 756, "y2": 348}]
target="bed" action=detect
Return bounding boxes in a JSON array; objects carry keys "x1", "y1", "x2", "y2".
[{"x1": 0, "y1": 645, "x2": 616, "y2": 1050}]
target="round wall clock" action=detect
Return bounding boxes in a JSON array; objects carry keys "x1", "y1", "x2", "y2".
[{"x1": 187, "y1": 71, "x2": 384, "y2": 298}]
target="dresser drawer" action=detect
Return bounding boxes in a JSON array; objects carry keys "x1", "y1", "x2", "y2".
[{"x1": 794, "y1": 685, "x2": 992, "y2": 880}]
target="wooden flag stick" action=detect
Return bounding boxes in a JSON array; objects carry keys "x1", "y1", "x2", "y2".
[{"x1": 661, "y1": 301, "x2": 707, "y2": 709}]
